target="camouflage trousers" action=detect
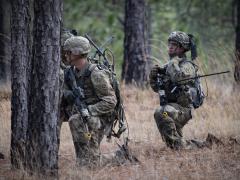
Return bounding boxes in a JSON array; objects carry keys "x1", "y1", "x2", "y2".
[
  {"x1": 154, "y1": 103, "x2": 192, "y2": 149},
  {"x1": 68, "y1": 114, "x2": 107, "y2": 167}
]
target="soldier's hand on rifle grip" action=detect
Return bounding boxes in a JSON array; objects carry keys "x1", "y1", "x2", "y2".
[
  {"x1": 63, "y1": 90, "x2": 75, "y2": 105},
  {"x1": 150, "y1": 65, "x2": 166, "y2": 79},
  {"x1": 72, "y1": 87, "x2": 85, "y2": 99},
  {"x1": 150, "y1": 65, "x2": 160, "y2": 79},
  {"x1": 159, "y1": 67, "x2": 166, "y2": 75}
]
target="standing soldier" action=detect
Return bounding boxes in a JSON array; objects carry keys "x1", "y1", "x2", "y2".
[
  {"x1": 62, "y1": 36, "x2": 117, "y2": 166},
  {"x1": 149, "y1": 31, "x2": 205, "y2": 149}
]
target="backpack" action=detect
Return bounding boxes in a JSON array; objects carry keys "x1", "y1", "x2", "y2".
[
  {"x1": 85, "y1": 63, "x2": 126, "y2": 139},
  {"x1": 180, "y1": 60, "x2": 205, "y2": 109},
  {"x1": 83, "y1": 34, "x2": 126, "y2": 139},
  {"x1": 192, "y1": 77, "x2": 205, "y2": 109},
  {"x1": 188, "y1": 61, "x2": 205, "y2": 109}
]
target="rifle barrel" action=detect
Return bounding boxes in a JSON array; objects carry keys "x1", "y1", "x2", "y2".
[{"x1": 177, "y1": 70, "x2": 230, "y2": 83}]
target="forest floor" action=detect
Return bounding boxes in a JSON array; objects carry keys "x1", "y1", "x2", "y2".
[{"x1": 0, "y1": 81, "x2": 240, "y2": 180}]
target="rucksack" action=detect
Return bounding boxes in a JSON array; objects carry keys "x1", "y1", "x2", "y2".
[
  {"x1": 84, "y1": 63, "x2": 127, "y2": 139},
  {"x1": 181, "y1": 61, "x2": 206, "y2": 109},
  {"x1": 192, "y1": 77, "x2": 205, "y2": 109},
  {"x1": 84, "y1": 34, "x2": 127, "y2": 139},
  {"x1": 186, "y1": 61, "x2": 205, "y2": 109}
]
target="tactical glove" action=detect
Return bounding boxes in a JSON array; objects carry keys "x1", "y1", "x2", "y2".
[
  {"x1": 72, "y1": 87, "x2": 85, "y2": 99},
  {"x1": 149, "y1": 65, "x2": 161, "y2": 80},
  {"x1": 63, "y1": 90, "x2": 75, "y2": 105},
  {"x1": 149, "y1": 65, "x2": 161, "y2": 92}
]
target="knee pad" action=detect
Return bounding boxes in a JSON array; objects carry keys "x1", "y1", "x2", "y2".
[
  {"x1": 164, "y1": 105, "x2": 179, "y2": 120},
  {"x1": 154, "y1": 106, "x2": 164, "y2": 121}
]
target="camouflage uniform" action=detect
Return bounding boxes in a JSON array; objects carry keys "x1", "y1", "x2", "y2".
[
  {"x1": 150, "y1": 31, "x2": 202, "y2": 149},
  {"x1": 57, "y1": 30, "x2": 74, "y2": 149},
  {"x1": 63, "y1": 36, "x2": 117, "y2": 166}
]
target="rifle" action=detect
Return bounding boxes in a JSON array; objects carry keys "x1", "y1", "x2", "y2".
[
  {"x1": 156, "y1": 70, "x2": 230, "y2": 106},
  {"x1": 68, "y1": 67, "x2": 91, "y2": 141},
  {"x1": 170, "y1": 70, "x2": 230, "y2": 94},
  {"x1": 85, "y1": 34, "x2": 115, "y2": 72},
  {"x1": 176, "y1": 70, "x2": 230, "y2": 83},
  {"x1": 156, "y1": 73, "x2": 169, "y2": 105}
]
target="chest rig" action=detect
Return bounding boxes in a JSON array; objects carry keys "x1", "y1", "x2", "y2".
[
  {"x1": 65, "y1": 64, "x2": 99, "y2": 106},
  {"x1": 165, "y1": 59, "x2": 198, "y2": 107}
]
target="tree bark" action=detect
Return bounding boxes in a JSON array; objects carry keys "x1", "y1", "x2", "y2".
[
  {"x1": 122, "y1": 0, "x2": 149, "y2": 86},
  {"x1": 145, "y1": 3, "x2": 153, "y2": 83},
  {"x1": 234, "y1": 0, "x2": 240, "y2": 82},
  {"x1": 10, "y1": 0, "x2": 31, "y2": 169},
  {"x1": 25, "y1": 0, "x2": 62, "y2": 176},
  {"x1": 0, "y1": 0, "x2": 11, "y2": 83},
  {"x1": 0, "y1": 1, "x2": 5, "y2": 82}
]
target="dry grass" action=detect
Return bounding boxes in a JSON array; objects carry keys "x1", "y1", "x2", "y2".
[{"x1": 1, "y1": 77, "x2": 240, "y2": 179}]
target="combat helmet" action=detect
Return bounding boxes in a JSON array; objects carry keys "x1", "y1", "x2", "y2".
[
  {"x1": 64, "y1": 36, "x2": 91, "y2": 55},
  {"x1": 168, "y1": 31, "x2": 190, "y2": 51}
]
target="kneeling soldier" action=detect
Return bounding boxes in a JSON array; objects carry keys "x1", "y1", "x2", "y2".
[
  {"x1": 63, "y1": 36, "x2": 117, "y2": 166},
  {"x1": 149, "y1": 31, "x2": 205, "y2": 149}
]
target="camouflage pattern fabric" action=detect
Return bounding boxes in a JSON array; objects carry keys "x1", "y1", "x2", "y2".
[
  {"x1": 68, "y1": 114, "x2": 104, "y2": 166},
  {"x1": 63, "y1": 62, "x2": 117, "y2": 167},
  {"x1": 154, "y1": 103, "x2": 192, "y2": 149},
  {"x1": 64, "y1": 36, "x2": 91, "y2": 55},
  {"x1": 151, "y1": 56, "x2": 201, "y2": 149},
  {"x1": 168, "y1": 31, "x2": 190, "y2": 51},
  {"x1": 87, "y1": 67, "x2": 117, "y2": 116},
  {"x1": 165, "y1": 57, "x2": 196, "y2": 83}
]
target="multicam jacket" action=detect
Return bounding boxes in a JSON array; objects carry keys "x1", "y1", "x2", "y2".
[
  {"x1": 63, "y1": 62, "x2": 117, "y2": 117},
  {"x1": 151, "y1": 56, "x2": 199, "y2": 108}
]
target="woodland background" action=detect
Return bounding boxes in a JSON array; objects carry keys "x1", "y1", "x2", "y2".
[{"x1": 0, "y1": 0, "x2": 240, "y2": 179}]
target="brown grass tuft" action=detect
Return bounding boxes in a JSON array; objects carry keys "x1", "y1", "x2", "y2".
[{"x1": 1, "y1": 79, "x2": 240, "y2": 179}]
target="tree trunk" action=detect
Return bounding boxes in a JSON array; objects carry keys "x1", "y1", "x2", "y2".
[
  {"x1": 0, "y1": 1, "x2": 5, "y2": 82},
  {"x1": 122, "y1": 0, "x2": 149, "y2": 86},
  {"x1": 25, "y1": 0, "x2": 62, "y2": 176},
  {"x1": 234, "y1": 0, "x2": 240, "y2": 82},
  {"x1": 0, "y1": 0, "x2": 11, "y2": 83},
  {"x1": 145, "y1": 3, "x2": 153, "y2": 83},
  {"x1": 10, "y1": 0, "x2": 31, "y2": 169}
]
